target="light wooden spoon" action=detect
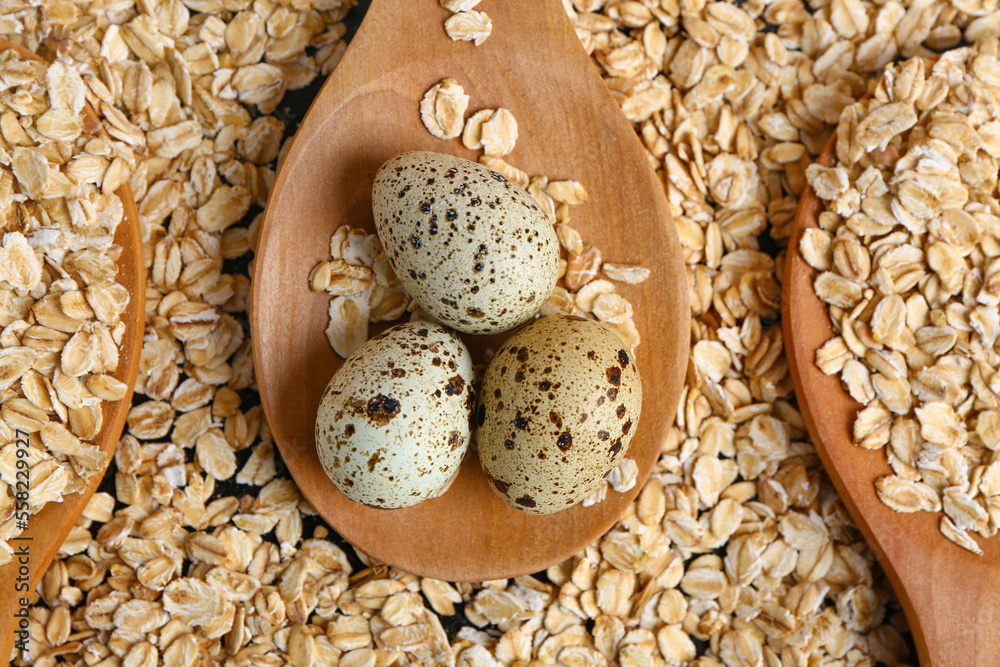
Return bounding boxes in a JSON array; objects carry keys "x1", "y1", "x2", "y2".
[
  {"x1": 252, "y1": 0, "x2": 689, "y2": 581},
  {"x1": 784, "y1": 134, "x2": 1000, "y2": 665},
  {"x1": 0, "y1": 39, "x2": 145, "y2": 661}
]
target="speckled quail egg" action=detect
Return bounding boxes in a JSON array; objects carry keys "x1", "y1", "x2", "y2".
[
  {"x1": 372, "y1": 151, "x2": 559, "y2": 335},
  {"x1": 475, "y1": 315, "x2": 643, "y2": 514},
  {"x1": 315, "y1": 322, "x2": 476, "y2": 508}
]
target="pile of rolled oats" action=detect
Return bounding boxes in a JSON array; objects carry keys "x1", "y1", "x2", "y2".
[
  {"x1": 804, "y1": 44, "x2": 1000, "y2": 555},
  {"x1": 0, "y1": 49, "x2": 131, "y2": 565},
  {"x1": 11, "y1": 0, "x2": 999, "y2": 664}
]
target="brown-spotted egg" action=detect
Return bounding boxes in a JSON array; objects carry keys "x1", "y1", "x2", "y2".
[
  {"x1": 475, "y1": 315, "x2": 642, "y2": 514},
  {"x1": 315, "y1": 322, "x2": 475, "y2": 508},
  {"x1": 372, "y1": 151, "x2": 559, "y2": 335}
]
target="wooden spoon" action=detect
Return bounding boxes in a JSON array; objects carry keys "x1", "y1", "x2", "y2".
[
  {"x1": 0, "y1": 39, "x2": 145, "y2": 661},
  {"x1": 783, "y1": 135, "x2": 1000, "y2": 665},
  {"x1": 252, "y1": 0, "x2": 689, "y2": 581}
]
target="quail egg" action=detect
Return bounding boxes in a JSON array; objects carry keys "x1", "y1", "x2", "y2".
[
  {"x1": 372, "y1": 151, "x2": 559, "y2": 335},
  {"x1": 476, "y1": 315, "x2": 642, "y2": 514},
  {"x1": 315, "y1": 322, "x2": 475, "y2": 508}
]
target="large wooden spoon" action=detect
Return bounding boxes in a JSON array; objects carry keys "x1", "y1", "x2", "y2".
[
  {"x1": 252, "y1": 0, "x2": 689, "y2": 580},
  {"x1": 0, "y1": 39, "x2": 145, "y2": 661},
  {"x1": 783, "y1": 135, "x2": 1000, "y2": 665}
]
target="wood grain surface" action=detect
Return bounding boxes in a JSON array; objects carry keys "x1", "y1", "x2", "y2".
[
  {"x1": 251, "y1": 0, "x2": 690, "y2": 581},
  {"x1": 783, "y1": 134, "x2": 1000, "y2": 666},
  {"x1": 0, "y1": 39, "x2": 146, "y2": 662}
]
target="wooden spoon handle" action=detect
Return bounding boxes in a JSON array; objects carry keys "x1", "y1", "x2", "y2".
[{"x1": 896, "y1": 551, "x2": 1000, "y2": 666}]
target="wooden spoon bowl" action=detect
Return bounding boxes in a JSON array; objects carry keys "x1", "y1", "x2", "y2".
[
  {"x1": 783, "y1": 135, "x2": 1000, "y2": 665},
  {"x1": 0, "y1": 39, "x2": 145, "y2": 660},
  {"x1": 252, "y1": 0, "x2": 689, "y2": 581}
]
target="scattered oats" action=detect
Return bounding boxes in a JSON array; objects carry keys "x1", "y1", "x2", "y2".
[
  {"x1": 325, "y1": 296, "x2": 367, "y2": 353},
  {"x1": 602, "y1": 263, "x2": 650, "y2": 285},
  {"x1": 575, "y1": 279, "x2": 615, "y2": 313},
  {"x1": 440, "y1": 0, "x2": 481, "y2": 10},
  {"x1": 420, "y1": 77, "x2": 470, "y2": 140},
  {"x1": 608, "y1": 458, "x2": 639, "y2": 493},
  {"x1": 940, "y1": 516, "x2": 984, "y2": 556},
  {"x1": 546, "y1": 180, "x2": 588, "y2": 206},
  {"x1": 445, "y1": 11, "x2": 493, "y2": 46},
  {"x1": 479, "y1": 155, "x2": 529, "y2": 188},
  {"x1": 462, "y1": 109, "x2": 495, "y2": 150},
  {"x1": 875, "y1": 476, "x2": 942, "y2": 513},
  {"x1": 480, "y1": 108, "x2": 518, "y2": 157}
]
